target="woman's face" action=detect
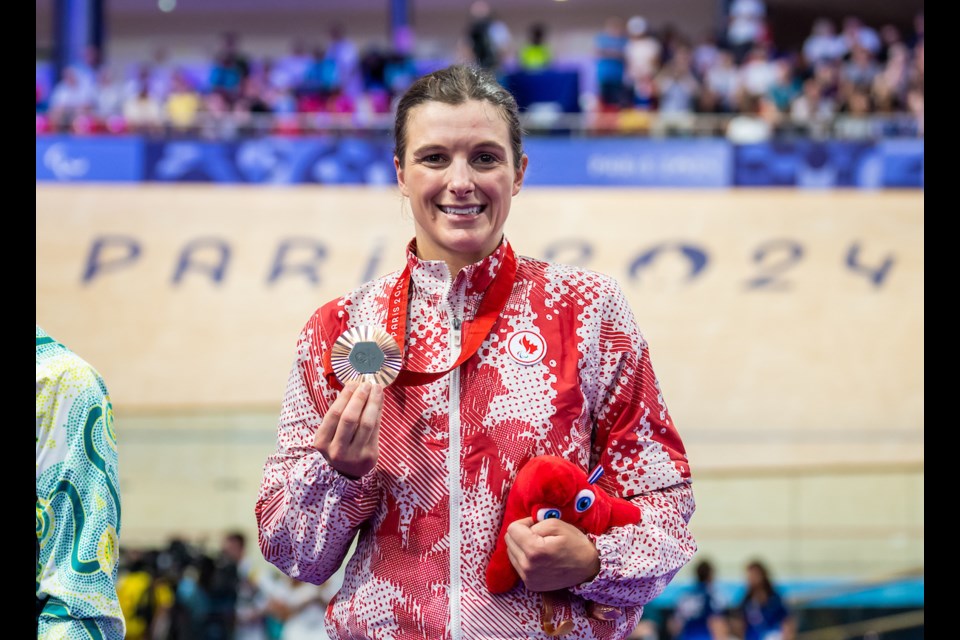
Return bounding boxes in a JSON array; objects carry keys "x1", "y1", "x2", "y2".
[{"x1": 395, "y1": 99, "x2": 527, "y2": 273}]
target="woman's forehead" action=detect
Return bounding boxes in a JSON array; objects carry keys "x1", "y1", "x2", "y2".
[{"x1": 405, "y1": 99, "x2": 509, "y2": 143}]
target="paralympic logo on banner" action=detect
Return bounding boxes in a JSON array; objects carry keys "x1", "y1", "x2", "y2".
[{"x1": 43, "y1": 143, "x2": 90, "y2": 180}]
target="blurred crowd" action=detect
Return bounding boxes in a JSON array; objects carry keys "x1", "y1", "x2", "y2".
[
  {"x1": 117, "y1": 532, "x2": 342, "y2": 640},
  {"x1": 35, "y1": 3, "x2": 924, "y2": 141},
  {"x1": 117, "y1": 535, "x2": 790, "y2": 640}
]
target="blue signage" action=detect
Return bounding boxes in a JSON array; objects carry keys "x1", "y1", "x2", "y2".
[
  {"x1": 523, "y1": 138, "x2": 732, "y2": 187},
  {"x1": 36, "y1": 136, "x2": 145, "y2": 182}
]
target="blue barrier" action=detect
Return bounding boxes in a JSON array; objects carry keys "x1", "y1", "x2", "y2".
[
  {"x1": 36, "y1": 135, "x2": 923, "y2": 188},
  {"x1": 648, "y1": 577, "x2": 924, "y2": 610}
]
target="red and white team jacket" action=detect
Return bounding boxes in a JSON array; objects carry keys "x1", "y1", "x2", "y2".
[{"x1": 256, "y1": 238, "x2": 696, "y2": 640}]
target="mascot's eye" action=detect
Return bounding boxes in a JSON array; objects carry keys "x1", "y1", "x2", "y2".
[
  {"x1": 574, "y1": 489, "x2": 595, "y2": 513},
  {"x1": 536, "y1": 508, "x2": 562, "y2": 522}
]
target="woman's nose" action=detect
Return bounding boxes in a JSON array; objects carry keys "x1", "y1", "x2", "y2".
[{"x1": 447, "y1": 159, "x2": 474, "y2": 196}]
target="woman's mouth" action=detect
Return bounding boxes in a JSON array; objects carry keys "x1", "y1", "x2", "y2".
[{"x1": 438, "y1": 204, "x2": 485, "y2": 215}]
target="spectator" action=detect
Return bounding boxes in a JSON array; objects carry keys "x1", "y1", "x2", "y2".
[
  {"x1": 704, "y1": 48, "x2": 742, "y2": 112},
  {"x1": 209, "y1": 31, "x2": 252, "y2": 105},
  {"x1": 789, "y1": 77, "x2": 836, "y2": 138},
  {"x1": 725, "y1": 0, "x2": 768, "y2": 64},
  {"x1": 734, "y1": 560, "x2": 796, "y2": 640},
  {"x1": 223, "y1": 531, "x2": 279, "y2": 640},
  {"x1": 122, "y1": 81, "x2": 165, "y2": 136},
  {"x1": 518, "y1": 23, "x2": 552, "y2": 71},
  {"x1": 145, "y1": 45, "x2": 176, "y2": 103},
  {"x1": 466, "y1": 1, "x2": 512, "y2": 74},
  {"x1": 691, "y1": 28, "x2": 722, "y2": 80},
  {"x1": 594, "y1": 16, "x2": 629, "y2": 109},
  {"x1": 726, "y1": 91, "x2": 778, "y2": 143},
  {"x1": 904, "y1": 85, "x2": 923, "y2": 137},
  {"x1": 72, "y1": 43, "x2": 103, "y2": 94},
  {"x1": 871, "y1": 42, "x2": 911, "y2": 111},
  {"x1": 653, "y1": 42, "x2": 701, "y2": 134},
  {"x1": 174, "y1": 554, "x2": 217, "y2": 639},
  {"x1": 624, "y1": 16, "x2": 662, "y2": 91},
  {"x1": 234, "y1": 74, "x2": 274, "y2": 135},
  {"x1": 325, "y1": 23, "x2": 364, "y2": 100},
  {"x1": 833, "y1": 88, "x2": 878, "y2": 140},
  {"x1": 165, "y1": 67, "x2": 203, "y2": 135},
  {"x1": 842, "y1": 44, "x2": 880, "y2": 92},
  {"x1": 907, "y1": 11, "x2": 924, "y2": 50},
  {"x1": 47, "y1": 65, "x2": 96, "y2": 131},
  {"x1": 116, "y1": 550, "x2": 159, "y2": 640},
  {"x1": 267, "y1": 576, "x2": 337, "y2": 640},
  {"x1": 876, "y1": 23, "x2": 905, "y2": 65},
  {"x1": 802, "y1": 18, "x2": 846, "y2": 66},
  {"x1": 811, "y1": 58, "x2": 842, "y2": 102},
  {"x1": 92, "y1": 65, "x2": 127, "y2": 129},
  {"x1": 272, "y1": 38, "x2": 312, "y2": 92},
  {"x1": 840, "y1": 16, "x2": 881, "y2": 58},
  {"x1": 668, "y1": 559, "x2": 731, "y2": 640},
  {"x1": 199, "y1": 91, "x2": 240, "y2": 140},
  {"x1": 739, "y1": 44, "x2": 778, "y2": 98},
  {"x1": 765, "y1": 57, "x2": 801, "y2": 114},
  {"x1": 300, "y1": 46, "x2": 337, "y2": 104}
]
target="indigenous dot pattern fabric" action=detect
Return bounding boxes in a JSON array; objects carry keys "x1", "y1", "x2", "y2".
[
  {"x1": 256, "y1": 239, "x2": 696, "y2": 640},
  {"x1": 36, "y1": 326, "x2": 125, "y2": 640}
]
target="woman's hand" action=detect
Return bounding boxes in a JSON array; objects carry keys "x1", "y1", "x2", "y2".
[
  {"x1": 313, "y1": 381, "x2": 384, "y2": 479},
  {"x1": 504, "y1": 517, "x2": 601, "y2": 592}
]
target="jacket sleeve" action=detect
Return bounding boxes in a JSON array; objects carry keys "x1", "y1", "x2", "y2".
[
  {"x1": 570, "y1": 277, "x2": 697, "y2": 608},
  {"x1": 36, "y1": 358, "x2": 125, "y2": 640},
  {"x1": 255, "y1": 311, "x2": 381, "y2": 585}
]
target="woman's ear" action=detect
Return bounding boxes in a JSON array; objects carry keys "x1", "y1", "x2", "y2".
[
  {"x1": 394, "y1": 156, "x2": 409, "y2": 197},
  {"x1": 513, "y1": 154, "x2": 529, "y2": 195}
]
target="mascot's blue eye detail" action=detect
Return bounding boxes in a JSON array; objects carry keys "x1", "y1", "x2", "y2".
[
  {"x1": 574, "y1": 489, "x2": 595, "y2": 513},
  {"x1": 536, "y1": 507, "x2": 562, "y2": 521}
]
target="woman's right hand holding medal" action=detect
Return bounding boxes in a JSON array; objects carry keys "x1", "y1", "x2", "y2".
[{"x1": 313, "y1": 381, "x2": 385, "y2": 479}]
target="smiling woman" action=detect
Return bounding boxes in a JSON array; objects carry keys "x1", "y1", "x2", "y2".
[
  {"x1": 394, "y1": 97, "x2": 528, "y2": 275},
  {"x1": 255, "y1": 64, "x2": 695, "y2": 640}
]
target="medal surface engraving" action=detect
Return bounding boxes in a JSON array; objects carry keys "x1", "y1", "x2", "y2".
[{"x1": 330, "y1": 326, "x2": 402, "y2": 386}]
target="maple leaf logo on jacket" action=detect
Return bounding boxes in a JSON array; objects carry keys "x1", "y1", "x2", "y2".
[{"x1": 507, "y1": 330, "x2": 546, "y2": 365}]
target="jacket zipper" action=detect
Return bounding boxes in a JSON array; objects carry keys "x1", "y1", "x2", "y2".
[{"x1": 449, "y1": 312, "x2": 463, "y2": 640}]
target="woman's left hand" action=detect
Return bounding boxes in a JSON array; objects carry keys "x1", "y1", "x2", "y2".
[{"x1": 504, "y1": 517, "x2": 601, "y2": 592}]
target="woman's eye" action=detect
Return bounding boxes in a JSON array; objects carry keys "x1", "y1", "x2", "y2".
[
  {"x1": 422, "y1": 154, "x2": 443, "y2": 163},
  {"x1": 536, "y1": 507, "x2": 562, "y2": 522},
  {"x1": 476, "y1": 153, "x2": 497, "y2": 164},
  {"x1": 574, "y1": 489, "x2": 595, "y2": 513}
]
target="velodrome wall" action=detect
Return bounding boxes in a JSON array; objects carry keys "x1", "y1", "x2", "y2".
[{"x1": 36, "y1": 184, "x2": 923, "y2": 576}]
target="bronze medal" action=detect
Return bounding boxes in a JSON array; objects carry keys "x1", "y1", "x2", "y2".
[{"x1": 330, "y1": 326, "x2": 402, "y2": 387}]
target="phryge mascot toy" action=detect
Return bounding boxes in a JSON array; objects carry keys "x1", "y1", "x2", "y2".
[{"x1": 486, "y1": 455, "x2": 643, "y2": 636}]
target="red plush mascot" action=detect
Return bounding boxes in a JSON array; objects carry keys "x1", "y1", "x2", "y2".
[{"x1": 486, "y1": 455, "x2": 643, "y2": 635}]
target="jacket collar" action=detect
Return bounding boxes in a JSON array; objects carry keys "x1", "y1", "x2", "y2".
[{"x1": 404, "y1": 236, "x2": 512, "y2": 298}]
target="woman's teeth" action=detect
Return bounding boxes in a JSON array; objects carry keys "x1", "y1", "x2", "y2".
[{"x1": 439, "y1": 205, "x2": 483, "y2": 215}]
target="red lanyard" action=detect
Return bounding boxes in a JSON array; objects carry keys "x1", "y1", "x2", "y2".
[{"x1": 323, "y1": 248, "x2": 517, "y2": 389}]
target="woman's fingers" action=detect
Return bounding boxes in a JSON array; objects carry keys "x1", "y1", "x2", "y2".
[
  {"x1": 314, "y1": 381, "x2": 358, "y2": 450},
  {"x1": 329, "y1": 382, "x2": 374, "y2": 451},
  {"x1": 314, "y1": 380, "x2": 385, "y2": 478},
  {"x1": 354, "y1": 383, "x2": 385, "y2": 447}
]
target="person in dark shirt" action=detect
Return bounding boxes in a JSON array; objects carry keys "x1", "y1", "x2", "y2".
[
  {"x1": 669, "y1": 559, "x2": 731, "y2": 640},
  {"x1": 735, "y1": 560, "x2": 796, "y2": 640}
]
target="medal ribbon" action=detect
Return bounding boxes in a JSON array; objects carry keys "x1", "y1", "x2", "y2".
[{"x1": 323, "y1": 246, "x2": 517, "y2": 389}]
